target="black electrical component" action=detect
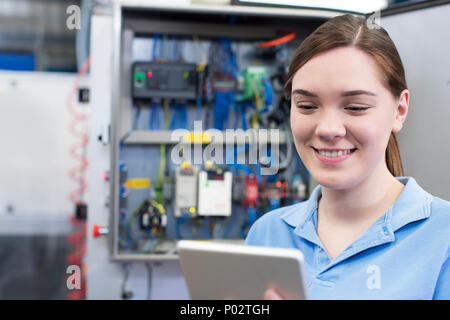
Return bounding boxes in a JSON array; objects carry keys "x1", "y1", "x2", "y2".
[
  {"x1": 119, "y1": 163, "x2": 128, "y2": 210},
  {"x1": 75, "y1": 202, "x2": 87, "y2": 220},
  {"x1": 78, "y1": 87, "x2": 90, "y2": 103},
  {"x1": 138, "y1": 200, "x2": 167, "y2": 230},
  {"x1": 132, "y1": 61, "x2": 200, "y2": 100}
]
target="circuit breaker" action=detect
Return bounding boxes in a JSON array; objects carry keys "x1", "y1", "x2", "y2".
[
  {"x1": 197, "y1": 168, "x2": 232, "y2": 217},
  {"x1": 174, "y1": 163, "x2": 198, "y2": 217}
]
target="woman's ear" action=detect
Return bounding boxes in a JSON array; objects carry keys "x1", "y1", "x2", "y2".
[{"x1": 392, "y1": 89, "x2": 409, "y2": 133}]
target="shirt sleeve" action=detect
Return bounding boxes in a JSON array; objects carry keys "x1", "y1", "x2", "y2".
[
  {"x1": 433, "y1": 249, "x2": 449, "y2": 300},
  {"x1": 244, "y1": 219, "x2": 262, "y2": 246}
]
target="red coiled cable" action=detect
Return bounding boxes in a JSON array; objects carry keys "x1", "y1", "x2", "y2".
[
  {"x1": 67, "y1": 58, "x2": 90, "y2": 205},
  {"x1": 66, "y1": 58, "x2": 90, "y2": 300}
]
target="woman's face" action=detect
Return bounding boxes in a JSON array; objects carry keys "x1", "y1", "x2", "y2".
[{"x1": 290, "y1": 46, "x2": 408, "y2": 189}]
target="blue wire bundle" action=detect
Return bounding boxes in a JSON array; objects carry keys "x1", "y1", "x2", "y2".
[
  {"x1": 212, "y1": 38, "x2": 239, "y2": 130},
  {"x1": 152, "y1": 33, "x2": 163, "y2": 60},
  {"x1": 169, "y1": 102, "x2": 188, "y2": 130},
  {"x1": 214, "y1": 91, "x2": 234, "y2": 130},
  {"x1": 149, "y1": 103, "x2": 162, "y2": 130}
]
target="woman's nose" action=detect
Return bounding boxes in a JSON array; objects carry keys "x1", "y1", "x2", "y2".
[{"x1": 314, "y1": 110, "x2": 346, "y2": 142}]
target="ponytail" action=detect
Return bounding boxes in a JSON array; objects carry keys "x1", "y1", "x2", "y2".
[{"x1": 386, "y1": 132, "x2": 404, "y2": 177}]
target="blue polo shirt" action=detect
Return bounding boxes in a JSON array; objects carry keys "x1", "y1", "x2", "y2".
[{"x1": 245, "y1": 176, "x2": 450, "y2": 299}]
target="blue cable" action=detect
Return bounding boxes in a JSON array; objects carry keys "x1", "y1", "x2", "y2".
[
  {"x1": 213, "y1": 38, "x2": 237, "y2": 130},
  {"x1": 155, "y1": 104, "x2": 161, "y2": 129},
  {"x1": 132, "y1": 107, "x2": 140, "y2": 130},
  {"x1": 255, "y1": 162, "x2": 262, "y2": 184},
  {"x1": 216, "y1": 91, "x2": 233, "y2": 130},
  {"x1": 203, "y1": 217, "x2": 210, "y2": 239},
  {"x1": 172, "y1": 35, "x2": 178, "y2": 61},
  {"x1": 233, "y1": 99, "x2": 239, "y2": 129},
  {"x1": 152, "y1": 33, "x2": 162, "y2": 60},
  {"x1": 260, "y1": 78, "x2": 273, "y2": 113},
  {"x1": 169, "y1": 102, "x2": 177, "y2": 130},
  {"x1": 269, "y1": 197, "x2": 280, "y2": 211},
  {"x1": 176, "y1": 219, "x2": 183, "y2": 239},
  {"x1": 149, "y1": 105, "x2": 155, "y2": 130},
  {"x1": 176, "y1": 213, "x2": 190, "y2": 239},
  {"x1": 169, "y1": 102, "x2": 187, "y2": 129},
  {"x1": 214, "y1": 93, "x2": 222, "y2": 130},
  {"x1": 241, "y1": 102, "x2": 249, "y2": 130},
  {"x1": 119, "y1": 213, "x2": 132, "y2": 248},
  {"x1": 152, "y1": 34, "x2": 157, "y2": 60},
  {"x1": 256, "y1": 207, "x2": 262, "y2": 220},
  {"x1": 148, "y1": 104, "x2": 153, "y2": 130},
  {"x1": 213, "y1": 92, "x2": 223, "y2": 130},
  {"x1": 220, "y1": 38, "x2": 237, "y2": 76},
  {"x1": 149, "y1": 103, "x2": 162, "y2": 130},
  {"x1": 247, "y1": 206, "x2": 256, "y2": 226},
  {"x1": 241, "y1": 206, "x2": 256, "y2": 239},
  {"x1": 240, "y1": 224, "x2": 246, "y2": 239},
  {"x1": 196, "y1": 97, "x2": 203, "y2": 122},
  {"x1": 229, "y1": 91, "x2": 236, "y2": 129},
  {"x1": 180, "y1": 102, "x2": 188, "y2": 129}
]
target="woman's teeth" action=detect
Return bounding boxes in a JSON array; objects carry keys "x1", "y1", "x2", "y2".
[{"x1": 317, "y1": 149, "x2": 354, "y2": 157}]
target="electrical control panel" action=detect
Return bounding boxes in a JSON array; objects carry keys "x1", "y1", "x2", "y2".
[
  {"x1": 104, "y1": 4, "x2": 320, "y2": 261},
  {"x1": 132, "y1": 62, "x2": 199, "y2": 100}
]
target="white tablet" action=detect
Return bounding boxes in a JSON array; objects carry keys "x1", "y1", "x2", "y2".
[{"x1": 177, "y1": 240, "x2": 308, "y2": 300}]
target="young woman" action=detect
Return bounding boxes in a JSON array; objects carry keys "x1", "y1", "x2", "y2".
[{"x1": 245, "y1": 14, "x2": 449, "y2": 300}]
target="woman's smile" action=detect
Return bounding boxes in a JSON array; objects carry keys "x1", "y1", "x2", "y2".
[{"x1": 312, "y1": 147, "x2": 357, "y2": 164}]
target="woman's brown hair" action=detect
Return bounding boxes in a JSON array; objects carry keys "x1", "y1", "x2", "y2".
[{"x1": 285, "y1": 14, "x2": 405, "y2": 177}]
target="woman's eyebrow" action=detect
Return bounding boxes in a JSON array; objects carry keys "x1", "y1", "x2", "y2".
[
  {"x1": 341, "y1": 90, "x2": 377, "y2": 97},
  {"x1": 291, "y1": 89, "x2": 318, "y2": 97},
  {"x1": 292, "y1": 89, "x2": 377, "y2": 98}
]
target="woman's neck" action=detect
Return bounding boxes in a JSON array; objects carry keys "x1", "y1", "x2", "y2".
[{"x1": 317, "y1": 168, "x2": 405, "y2": 226}]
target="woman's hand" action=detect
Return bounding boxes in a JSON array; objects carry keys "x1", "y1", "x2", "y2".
[{"x1": 264, "y1": 288, "x2": 285, "y2": 300}]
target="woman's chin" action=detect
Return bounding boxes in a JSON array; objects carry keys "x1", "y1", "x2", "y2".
[{"x1": 311, "y1": 171, "x2": 357, "y2": 190}]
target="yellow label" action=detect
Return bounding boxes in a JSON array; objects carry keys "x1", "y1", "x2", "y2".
[
  {"x1": 196, "y1": 64, "x2": 206, "y2": 72},
  {"x1": 205, "y1": 160, "x2": 214, "y2": 168},
  {"x1": 184, "y1": 132, "x2": 211, "y2": 143},
  {"x1": 125, "y1": 178, "x2": 150, "y2": 189},
  {"x1": 181, "y1": 161, "x2": 192, "y2": 170}
]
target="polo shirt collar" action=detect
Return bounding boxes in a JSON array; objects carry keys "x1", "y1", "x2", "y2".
[
  {"x1": 390, "y1": 176, "x2": 433, "y2": 231},
  {"x1": 280, "y1": 176, "x2": 432, "y2": 241}
]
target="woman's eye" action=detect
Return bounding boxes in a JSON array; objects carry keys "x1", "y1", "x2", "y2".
[
  {"x1": 296, "y1": 105, "x2": 317, "y2": 110},
  {"x1": 346, "y1": 106, "x2": 370, "y2": 112}
]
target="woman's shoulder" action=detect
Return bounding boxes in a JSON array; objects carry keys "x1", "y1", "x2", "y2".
[
  {"x1": 245, "y1": 200, "x2": 311, "y2": 246},
  {"x1": 430, "y1": 195, "x2": 450, "y2": 216},
  {"x1": 398, "y1": 176, "x2": 450, "y2": 231},
  {"x1": 246, "y1": 201, "x2": 307, "y2": 245},
  {"x1": 429, "y1": 195, "x2": 450, "y2": 231},
  {"x1": 253, "y1": 200, "x2": 310, "y2": 228}
]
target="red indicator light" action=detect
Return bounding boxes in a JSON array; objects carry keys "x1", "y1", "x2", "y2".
[
  {"x1": 283, "y1": 182, "x2": 288, "y2": 187},
  {"x1": 147, "y1": 71, "x2": 153, "y2": 78},
  {"x1": 276, "y1": 181, "x2": 282, "y2": 188}
]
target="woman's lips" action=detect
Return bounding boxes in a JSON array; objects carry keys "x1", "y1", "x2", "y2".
[{"x1": 312, "y1": 147, "x2": 357, "y2": 164}]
